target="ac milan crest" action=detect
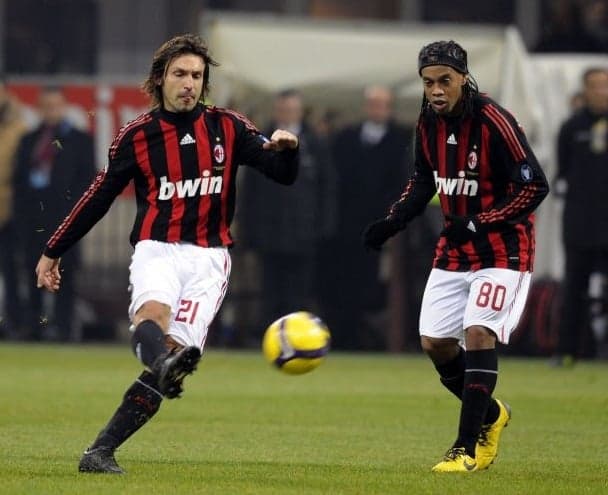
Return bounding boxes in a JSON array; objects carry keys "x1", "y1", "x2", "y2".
[
  {"x1": 214, "y1": 144, "x2": 225, "y2": 163},
  {"x1": 467, "y1": 150, "x2": 478, "y2": 169}
]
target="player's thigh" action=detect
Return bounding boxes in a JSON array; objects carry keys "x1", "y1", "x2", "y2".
[
  {"x1": 128, "y1": 240, "x2": 181, "y2": 321},
  {"x1": 419, "y1": 268, "x2": 470, "y2": 341},
  {"x1": 168, "y1": 247, "x2": 232, "y2": 349},
  {"x1": 463, "y1": 268, "x2": 531, "y2": 344}
]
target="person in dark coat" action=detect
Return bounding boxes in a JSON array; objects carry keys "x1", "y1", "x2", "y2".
[
  {"x1": 13, "y1": 86, "x2": 96, "y2": 340},
  {"x1": 239, "y1": 89, "x2": 334, "y2": 335},
  {"x1": 328, "y1": 85, "x2": 412, "y2": 349},
  {"x1": 0, "y1": 74, "x2": 27, "y2": 338},
  {"x1": 552, "y1": 67, "x2": 608, "y2": 365}
]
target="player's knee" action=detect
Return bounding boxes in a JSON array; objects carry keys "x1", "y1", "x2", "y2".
[
  {"x1": 464, "y1": 325, "x2": 496, "y2": 349},
  {"x1": 134, "y1": 301, "x2": 171, "y2": 330},
  {"x1": 420, "y1": 335, "x2": 460, "y2": 361}
]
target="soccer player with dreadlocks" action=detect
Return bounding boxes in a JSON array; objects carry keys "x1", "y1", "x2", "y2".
[{"x1": 363, "y1": 40, "x2": 549, "y2": 472}]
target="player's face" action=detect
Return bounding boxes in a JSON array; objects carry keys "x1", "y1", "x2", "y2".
[
  {"x1": 421, "y1": 66, "x2": 467, "y2": 116},
  {"x1": 161, "y1": 54, "x2": 205, "y2": 113}
]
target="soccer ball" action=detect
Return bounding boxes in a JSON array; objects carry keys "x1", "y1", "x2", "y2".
[{"x1": 262, "y1": 311, "x2": 331, "y2": 375}]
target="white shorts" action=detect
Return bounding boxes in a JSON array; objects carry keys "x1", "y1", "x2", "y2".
[
  {"x1": 128, "y1": 240, "x2": 231, "y2": 349},
  {"x1": 419, "y1": 268, "x2": 531, "y2": 344}
]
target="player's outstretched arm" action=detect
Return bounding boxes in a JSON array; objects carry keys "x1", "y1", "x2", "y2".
[
  {"x1": 36, "y1": 255, "x2": 61, "y2": 293},
  {"x1": 262, "y1": 129, "x2": 299, "y2": 151}
]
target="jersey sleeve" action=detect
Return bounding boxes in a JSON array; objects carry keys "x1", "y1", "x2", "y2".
[
  {"x1": 386, "y1": 124, "x2": 436, "y2": 226},
  {"x1": 231, "y1": 113, "x2": 299, "y2": 185},
  {"x1": 44, "y1": 134, "x2": 137, "y2": 258},
  {"x1": 477, "y1": 105, "x2": 549, "y2": 226}
]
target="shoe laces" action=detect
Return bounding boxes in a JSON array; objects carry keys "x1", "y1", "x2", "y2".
[
  {"x1": 478, "y1": 424, "x2": 490, "y2": 446},
  {"x1": 444, "y1": 447, "x2": 467, "y2": 460}
]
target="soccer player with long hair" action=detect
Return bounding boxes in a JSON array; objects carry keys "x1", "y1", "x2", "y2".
[{"x1": 36, "y1": 34, "x2": 299, "y2": 474}]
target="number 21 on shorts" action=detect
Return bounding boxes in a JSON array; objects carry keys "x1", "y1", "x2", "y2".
[
  {"x1": 475, "y1": 281, "x2": 506, "y2": 311},
  {"x1": 175, "y1": 299, "x2": 200, "y2": 324}
]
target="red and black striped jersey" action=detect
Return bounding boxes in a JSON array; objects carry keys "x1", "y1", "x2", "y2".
[
  {"x1": 44, "y1": 104, "x2": 298, "y2": 258},
  {"x1": 388, "y1": 94, "x2": 549, "y2": 272}
]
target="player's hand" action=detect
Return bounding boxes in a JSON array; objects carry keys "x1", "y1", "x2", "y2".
[
  {"x1": 363, "y1": 218, "x2": 401, "y2": 251},
  {"x1": 36, "y1": 254, "x2": 62, "y2": 293},
  {"x1": 441, "y1": 214, "x2": 480, "y2": 245},
  {"x1": 262, "y1": 129, "x2": 299, "y2": 151}
]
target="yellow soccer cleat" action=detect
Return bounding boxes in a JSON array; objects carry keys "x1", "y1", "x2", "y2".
[
  {"x1": 475, "y1": 399, "x2": 512, "y2": 470},
  {"x1": 431, "y1": 447, "x2": 478, "y2": 473}
]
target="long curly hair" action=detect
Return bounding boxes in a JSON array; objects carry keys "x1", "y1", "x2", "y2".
[{"x1": 142, "y1": 34, "x2": 219, "y2": 108}]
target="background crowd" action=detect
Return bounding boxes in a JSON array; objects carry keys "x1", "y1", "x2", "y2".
[{"x1": 0, "y1": 0, "x2": 607, "y2": 363}]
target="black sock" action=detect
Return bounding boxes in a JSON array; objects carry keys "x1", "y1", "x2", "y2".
[
  {"x1": 434, "y1": 347, "x2": 501, "y2": 425},
  {"x1": 90, "y1": 371, "x2": 163, "y2": 451},
  {"x1": 484, "y1": 397, "x2": 500, "y2": 425},
  {"x1": 434, "y1": 347, "x2": 465, "y2": 399},
  {"x1": 131, "y1": 320, "x2": 168, "y2": 368},
  {"x1": 454, "y1": 349, "x2": 498, "y2": 458}
]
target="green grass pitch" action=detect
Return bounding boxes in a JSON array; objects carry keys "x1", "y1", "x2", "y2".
[{"x1": 1, "y1": 344, "x2": 607, "y2": 494}]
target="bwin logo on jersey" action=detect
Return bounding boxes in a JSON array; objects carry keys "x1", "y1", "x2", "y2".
[
  {"x1": 158, "y1": 171, "x2": 223, "y2": 200},
  {"x1": 433, "y1": 170, "x2": 479, "y2": 196}
]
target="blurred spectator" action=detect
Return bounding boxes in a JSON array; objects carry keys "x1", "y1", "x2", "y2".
[
  {"x1": 312, "y1": 108, "x2": 340, "y2": 140},
  {"x1": 239, "y1": 89, "x2": 335, "y2": 337},
  {"x1": 327, "y1": 85, "x2": 412, "y2": 349},
  {"x1": 0, "y1": 75, "x2": 27, "y2": 338},
  {"x1": 582, "y1": 0, "x2": 608, "y2": 51},
  {"x1": 552, "y1": 67, "x2": 608, "y2": 365},
  {"x1": 534, "y1": 0, "x2": 606, "y2": 53},
  {"x1": 12, "y1": 86, "x2": 96, "y2": 341}
]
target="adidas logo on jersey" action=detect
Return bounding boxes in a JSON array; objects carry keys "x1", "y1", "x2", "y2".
[
  {"x1": 447, "y1": 133, "x2": 457, "y2": 145},
  {"x1": 180, "y1": 133, "x2": 196, "y2": 145},
  {"x1": 433, "y1": 170, "x2": 478, "y2": 196},
  {"x1": 158, "y1": 171, "x2": 223, "y2": 200}
]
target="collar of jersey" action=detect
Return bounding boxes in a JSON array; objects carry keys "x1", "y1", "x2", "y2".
[{"x1": 158, "y1": 103, "x2": 204, "y2": 125}]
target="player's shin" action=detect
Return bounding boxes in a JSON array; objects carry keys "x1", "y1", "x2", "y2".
[
  {"x1": 454, "y1": 349, "x2": 498, "y2": 457},
  {"x1": 89, "y1": 370, "x2": 163, "y2": 451},
  {"x1": 434, "y1": 346, "x2": 501, "y2": 424},
  {"x1": 434, "y1": 346, "x2": 465, "y2": 399}
]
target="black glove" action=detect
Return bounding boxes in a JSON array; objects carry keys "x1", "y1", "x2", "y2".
[
  {"x1": 363, "y1": 218, "x2": 401, "y2": 251},
  {"x1": 441, "y1": 214, "x2": 481, "y2": 245}
]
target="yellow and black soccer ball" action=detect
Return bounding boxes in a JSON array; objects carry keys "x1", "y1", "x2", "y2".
[{"x1": 262, "y1": 311, "x2": 331, "y2": 375}]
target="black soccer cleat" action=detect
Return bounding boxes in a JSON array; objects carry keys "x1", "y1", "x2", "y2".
[
  {"x1": 154, "y1": 346, "x2": 201, "y2": 399},
  {"x1": 78, "y1": 446, "x2": 124, "y2": 474}
]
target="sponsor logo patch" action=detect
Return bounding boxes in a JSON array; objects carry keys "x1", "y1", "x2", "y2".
[{"x1": 434, "y1": 171, "x2": 478, "y2": 196}]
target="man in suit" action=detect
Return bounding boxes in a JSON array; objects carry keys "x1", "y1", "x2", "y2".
[
  {"x1": 13, "y1": 86, "x2": 96, "y2": 341},
  {"x1": 239, "y1": 89, "x2": 334, "y2": 337},
  {"x1": 0, "y1": 74, "x2": 27, "y2": 338},
  {"x1": 329, "y1": 85, "x2": 412, "y2": 349}
]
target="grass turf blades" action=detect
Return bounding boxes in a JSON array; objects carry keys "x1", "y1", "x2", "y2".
[{"x1": 0, "y1": 344, "x2": 607, "y2": 494}]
